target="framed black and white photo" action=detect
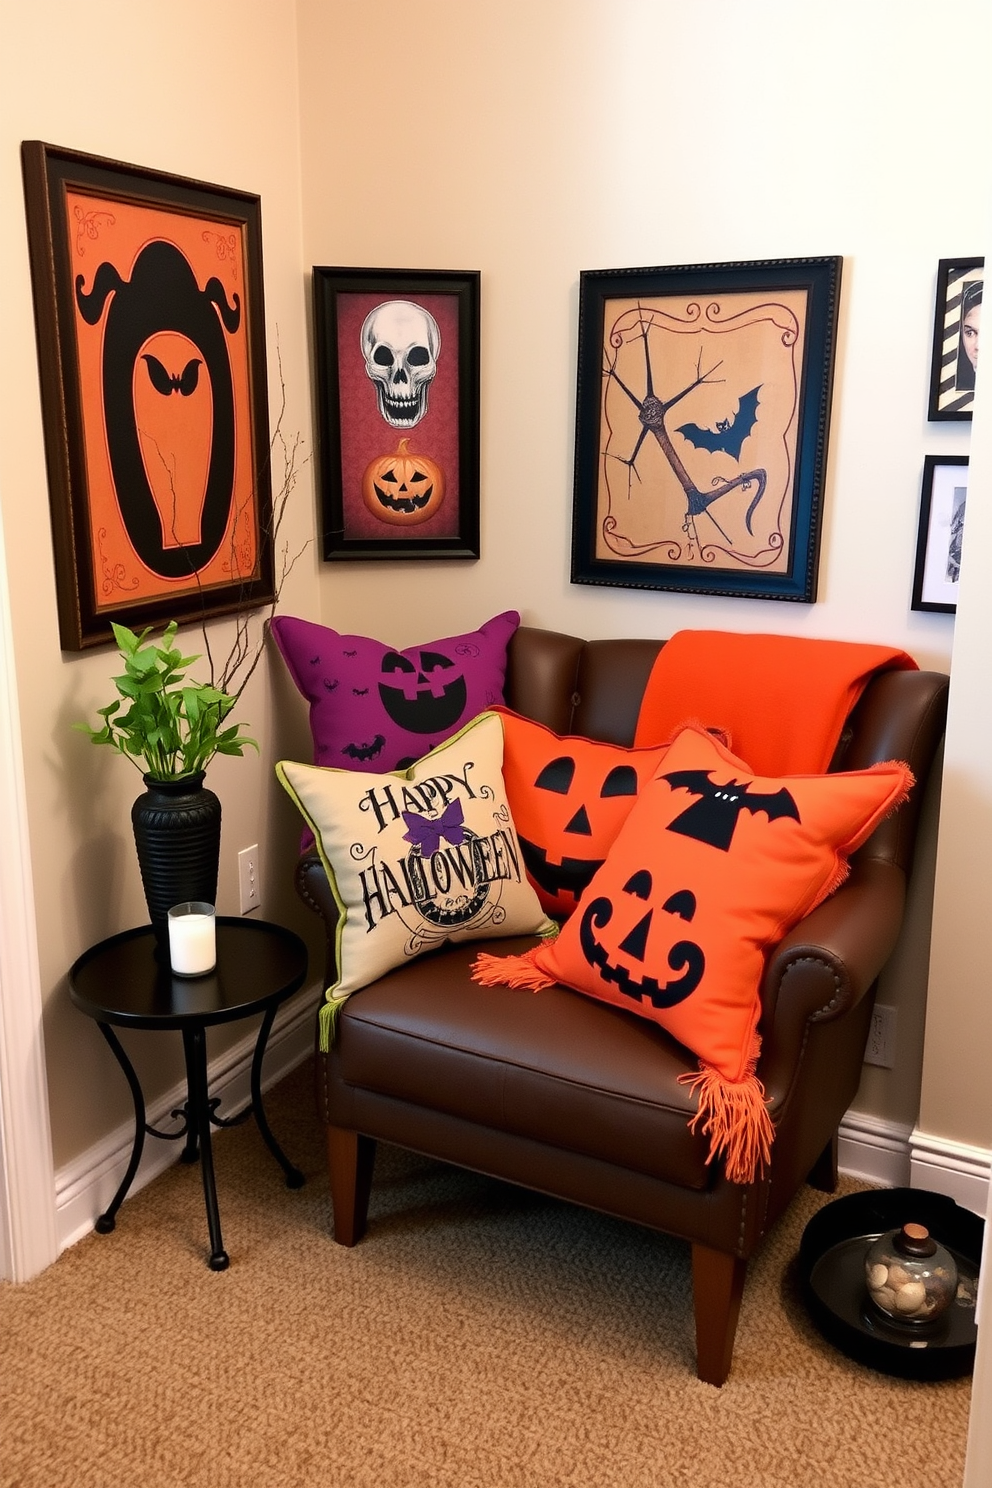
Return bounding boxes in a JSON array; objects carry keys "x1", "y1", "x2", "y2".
[
  {"x1": 928, "y1": 258, "x2": 983, "y2": 421},
  {"x1": 912, "y1": 455, "x2": 968, "y2": 613}
]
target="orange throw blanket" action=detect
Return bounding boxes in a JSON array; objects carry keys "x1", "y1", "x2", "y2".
[{"x1": 633, "y1": 630, "x2": 918, "y2": 775}]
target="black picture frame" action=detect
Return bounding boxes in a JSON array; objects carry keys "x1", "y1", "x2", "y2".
[
  {"x1": 928, "y1": 258, "x2": 983, "y2": 421},
  {"x1": 21, "y1": 141, "x2": 273, "y2": 652},
  {"x1": 571, "y1": 256, "x2": 842, "y2": 603},
  {"x1": 912, "y1": 455, "x2": 968, "y2": 614},
  {"x1": 312, "y1": 267, "x2": 480, "y2": 560}
]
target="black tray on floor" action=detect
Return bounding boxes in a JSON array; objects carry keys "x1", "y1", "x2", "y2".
[{"x1": 798, "y1": 1187, "x2": 983, "y2": 1380}]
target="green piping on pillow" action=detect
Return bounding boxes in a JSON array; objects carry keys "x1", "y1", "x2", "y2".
[{"x1": 276, "y1": 711, "x2": 555, "y2": 1052}]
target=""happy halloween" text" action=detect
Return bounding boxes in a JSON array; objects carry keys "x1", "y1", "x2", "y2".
[
  {"x1": 359, "y1": 828, "x2": 521, "y2": 931},
  {"x1": 358, "y1": 770, "x2": 477, "y2": 833}
]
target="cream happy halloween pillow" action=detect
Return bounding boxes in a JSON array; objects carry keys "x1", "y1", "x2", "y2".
[{"x1": 277, "y1": 712, "x2": 554, "y2": 1044}]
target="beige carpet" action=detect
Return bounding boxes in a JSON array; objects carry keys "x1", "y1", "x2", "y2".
[{"x1": 1, "y1": 1057, "x2": 972, "y2": 1488}]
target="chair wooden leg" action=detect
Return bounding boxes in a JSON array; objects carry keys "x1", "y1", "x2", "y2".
[
  {"x1": 691, "y1": 1243, "x2": 747, "y2": 1386},
  {"x1": 326, "y1": 1125, "x2": 376, "y2": 1247},
  {"x1": 807, "y1": 1131, "x2": 839, "y2": 1194}
]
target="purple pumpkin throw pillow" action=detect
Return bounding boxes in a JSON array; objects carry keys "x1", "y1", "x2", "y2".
[{"x1": 270, "y1": 611, "x2": 520, "y2": 774}]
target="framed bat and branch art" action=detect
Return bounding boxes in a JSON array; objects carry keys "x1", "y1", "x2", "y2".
[
  {"x1": 570, "y1": 257, "x2": 843, "y2": 603},
  {"x1": 21, "y1": 141, "x2": 273, "y2": 651}
]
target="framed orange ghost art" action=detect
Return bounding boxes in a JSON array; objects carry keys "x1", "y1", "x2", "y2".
[{"x1": 22, "y1": 142, "x2": 273, "y2": 651}]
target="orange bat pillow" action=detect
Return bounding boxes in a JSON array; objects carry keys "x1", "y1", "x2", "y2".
[
  {"x1": 475, "y1": 724, "x2": 913, "y2": 1184},
  {"x1": 496, "y1": 708, "x2": 671, "y2": 919}
]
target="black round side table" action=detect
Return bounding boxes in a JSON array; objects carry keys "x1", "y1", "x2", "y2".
[{"x1": 69, "y1": 917, "x2": 309, "y2": 1271}]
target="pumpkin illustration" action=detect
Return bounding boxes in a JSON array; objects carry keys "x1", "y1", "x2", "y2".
[
  {"x1": 497, "y1": 712, "x2": 671, "y2": 918},
  {"x1": 362, "y1": 438, "x2": 445, "y2": 525}
]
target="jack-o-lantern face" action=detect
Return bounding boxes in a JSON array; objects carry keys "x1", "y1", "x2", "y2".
[
  {"x1": 579, "y1": 870, "x2": 705, "y2": 1010},
  {"x1": 362, "y1": 438, "x2": 445, "y2": 525},
  {"x1": 479, "y1": 724, "x2": 914, "y2": 1135},
  {"x1": 497, "y1": 716, "x2": 671, "y2": 919},
  {"x1": 519, "y1": 754, "x2": 636, "y2": 903},
  {"x1": 378, "y1": 650, "x2": 467, "y2": 733}
]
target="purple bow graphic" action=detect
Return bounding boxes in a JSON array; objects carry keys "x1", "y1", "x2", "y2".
[{"x1": 402, "y1": 799, "x2": 465, "y2": 856}]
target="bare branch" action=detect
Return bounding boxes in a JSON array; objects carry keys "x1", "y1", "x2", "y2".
[{"x1": 139, "y1": 332, "x2": 311, "y2": 716}]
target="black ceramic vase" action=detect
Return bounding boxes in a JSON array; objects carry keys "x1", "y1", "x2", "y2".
[{"x1": 131, "y1": 772, "x2": 222, "y2": 945}]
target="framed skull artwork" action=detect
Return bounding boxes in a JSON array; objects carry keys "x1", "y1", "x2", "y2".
[
  {"x1": 21, "y1": 142, "x2": 274, "y2": 650},
  {"x1": 312, "y1": 267, "x2": 480, "y2": 560}
]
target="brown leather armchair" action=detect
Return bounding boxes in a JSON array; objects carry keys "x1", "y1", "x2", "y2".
[{"x1": 296, "y1": 626, "x2": 949, "y2": 1384}]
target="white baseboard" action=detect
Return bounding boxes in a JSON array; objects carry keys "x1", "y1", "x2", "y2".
[
  {"x1": 839, "y1": 1110, "x2": 990, "y2": 1216},
  {"x1": 838, "y1": 1110, "x2": 913, "y2": 1188},
  {"x1": 55, "y1": 980, "x2": 321, "y2": 1253},
  {"x1": 909, "y1": 1129, "x2": 992, "y2": 1218}
]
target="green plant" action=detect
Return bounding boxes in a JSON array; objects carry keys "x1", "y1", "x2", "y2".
[{"x1": 76, "y1": 621, "x2": 258, "y2": 780}]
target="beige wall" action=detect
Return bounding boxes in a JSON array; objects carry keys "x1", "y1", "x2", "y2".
[
  {"x1": 1, "y1": 0, "x2": 990, "y2": 1179},
  {"x1": 299, "y1": 0, "x2": 969, "y2": 666},
  {"x1": 0, "y1": 0, "x2": 322, "y2": 1168},
  {"x1": 297, "y1": 0, "x2": 990, "y2": 1137},
  {"x1": 924, "y1": 247, "x2": 992, "y2": 1148}
]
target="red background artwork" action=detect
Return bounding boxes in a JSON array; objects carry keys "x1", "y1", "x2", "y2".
[{"x1": 335, "y1": 291, "x2": 461, "y2": 542}]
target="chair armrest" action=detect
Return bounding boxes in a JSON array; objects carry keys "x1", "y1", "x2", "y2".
[
  {"x1": 295, "y1": 848, "x2": 339, "y2": 985},
  {"x1": 757, "y1": 857, "x2": 906, "y2": 1106}
]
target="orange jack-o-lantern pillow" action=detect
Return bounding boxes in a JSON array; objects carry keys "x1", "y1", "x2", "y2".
[
  {"x1": 475, "y1": 724, "x2": 913, "y2": 1183},
  {"x1": 496, "y1": 708, "x2": 671, "y2": 919}
]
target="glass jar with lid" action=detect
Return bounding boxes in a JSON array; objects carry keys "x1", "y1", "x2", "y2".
[{"x1": 864, "y1": 1222, "x2": 958, "y2": 1325}]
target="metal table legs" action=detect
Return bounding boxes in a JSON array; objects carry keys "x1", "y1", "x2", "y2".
[
  {"x1": 249, "y1": 1005, "x2": 305, "y2": 1190},
  {"x1": 206, "y1": 1005, "x2": 305, "y2": 1189},
  {"x1": 181, "y1": 1024, "x2": 229, "y2": 1270},
  {"x1": 93, "y1": 1022, "x2": 148, "y2": 1236},
  {"x1": 95, "y1": 1010, "x2": 303, "y2": 1268}
]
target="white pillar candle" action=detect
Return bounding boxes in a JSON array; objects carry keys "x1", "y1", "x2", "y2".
[{"x1": 167, "y1": 902, "x2": 217, "y2": 976}]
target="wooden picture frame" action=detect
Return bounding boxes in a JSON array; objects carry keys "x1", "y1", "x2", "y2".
[
  {"x1": 571, "y1": 256, "x2": 842, "y2": 603},
  {"x1": 928, "y1": 258, "x2": 983, "y2": 421},
  {"x1": 21, "y1": 141, "x2": 273, "y2": 652},
  {"x1": 912, "y1": 455, "x2": 968, "y2": 614},
  {"x1": 312, "y1": 266, "x2": 480, "y2": 561}
]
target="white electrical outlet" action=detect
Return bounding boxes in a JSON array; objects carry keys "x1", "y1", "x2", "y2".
[
  {"x1": 865, "y1": 1003, "x2": 896, "y2": 1068},
  {"x1": 238, "y1": 844, "x2": 260, "y2": 914}
]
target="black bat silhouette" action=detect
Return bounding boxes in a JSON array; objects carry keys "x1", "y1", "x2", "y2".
[
  {"x1": 662, "y1": 769, "x2": 800, "y2": 851},
  {"x1": 341, "y1": 734, "x2": 386, "y2": 762},
  {"x1": 142, "y1": 354, "x2": 202, "y2": 397},
  {"x1": 676, "y1": 385, "x2": 761, "y2": 461}
]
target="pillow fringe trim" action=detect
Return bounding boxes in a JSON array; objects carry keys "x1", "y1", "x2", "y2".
[
  {"x1": 678, "y1": 1036, "x2": 774, "y2": 1186},
  {"x1": 472, "y1": 946, "x2": 554, "y2": 991},
  {"x1": 318, "y1": 993, "x2": 350, "y2": 1053}
]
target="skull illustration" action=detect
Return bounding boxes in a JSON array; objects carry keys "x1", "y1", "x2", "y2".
[{"x1": 360, "y1": 300, "x2": 441, "y2": 428}]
